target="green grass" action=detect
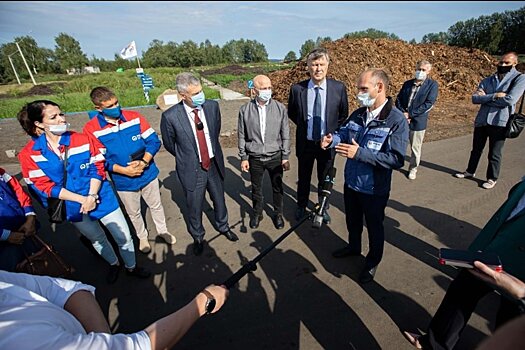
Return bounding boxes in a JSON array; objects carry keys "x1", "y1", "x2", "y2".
[
  {"x1": 0, "y1": 62, "x2": 291, "y2": 118},
  {"x1": 0, "y1": 67, "x2": 220, "y2": 118}
]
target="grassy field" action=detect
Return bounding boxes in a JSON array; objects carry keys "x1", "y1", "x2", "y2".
[
  {"x1": 0, "y1": 62, "x2": 292, "y2": 119},
  {"x1": 0, "y1": 67, "x2": 219, "y2": 119}
]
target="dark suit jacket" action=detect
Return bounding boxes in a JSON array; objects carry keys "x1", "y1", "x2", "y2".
[
  {"x1": 288, "y1": 78, "x2": 348, "y2": 157},
  {"x1": 395, "y1": 78, "x2": 438, "y2": 131},
  {"x1": 469, "y1": 180, "x2": 525, "y2": 281},
  {"x1": 160, "y1": 100, "x2": 225, "y2": 191}
]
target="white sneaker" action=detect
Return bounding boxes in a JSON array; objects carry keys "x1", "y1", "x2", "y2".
[
  {"x1": 455, "y1": 171, "x2": 475, "y2": 179},
  {"x1": 482, "y1": 179, "x2": 497, "y2": 189},
  {"x1": 408, "y1": 169, "x2": 417, "y2": 180},
  {"x1": 139, "y1": 239, "x2": 151, "y2": 253},
  {"x1": 159, "y1": 233, "x2": 177, "y2": 245}
]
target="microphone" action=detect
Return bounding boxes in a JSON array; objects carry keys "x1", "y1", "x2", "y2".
[{"x1": 312, "y1": 167, "x2": 336, "y2": 229}]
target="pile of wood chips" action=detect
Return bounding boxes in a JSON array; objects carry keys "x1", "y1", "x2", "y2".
[{"x1": 269, "y1": 38, "x2": 499, "y2": 111}]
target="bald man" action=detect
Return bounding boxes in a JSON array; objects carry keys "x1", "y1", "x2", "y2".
[{"x1": 238, "y1": 75, "x2": 291, "y2": 230}]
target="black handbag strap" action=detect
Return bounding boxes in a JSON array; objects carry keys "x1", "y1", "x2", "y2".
[{"x1": 507, "y1": 73, "x2": 524, "y2": 114}]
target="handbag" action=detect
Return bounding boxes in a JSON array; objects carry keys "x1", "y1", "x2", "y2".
[
  {"x1": 15, "y1": 235, "x2": 75, "y2": 278},
  {"x1": 505, "y1": 74, "x2": 525, "y2": 139},
  {"x1": 505, "y1": 93, "x2": 525, "y2": 139},
  {"x1": 47, "y1": 146, "x2": 68, "y2": 223}
]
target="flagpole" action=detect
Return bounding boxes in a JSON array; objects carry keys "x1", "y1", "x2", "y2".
[{"x1": 136, "y1": 56, "x2": 141, "y2": 69}]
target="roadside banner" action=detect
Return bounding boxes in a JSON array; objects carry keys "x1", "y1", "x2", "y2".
[{"x1": 136, "y1": 71, "x2": 154, "y2": 103}]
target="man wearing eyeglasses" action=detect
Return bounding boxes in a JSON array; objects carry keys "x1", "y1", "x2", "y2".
[{"x1": 161, "y1": 72, "x2": 239, "y2": 256}]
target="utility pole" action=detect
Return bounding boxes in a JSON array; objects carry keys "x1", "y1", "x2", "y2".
[
  {"x1": 7, "y1": 53, "x2": 21, "y2": 85},
  {"x1": 15, "y1": 40, "x2": 37, "y2": 86}
]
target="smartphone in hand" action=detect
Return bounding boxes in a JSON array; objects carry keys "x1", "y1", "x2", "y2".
[{"x1": 439, "y1": 248, "x2": 502, "y2": 272}]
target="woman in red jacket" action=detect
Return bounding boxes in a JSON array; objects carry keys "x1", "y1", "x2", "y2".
[{"x1": 17, "y1": 100, "x2": 150, "y2": 283}]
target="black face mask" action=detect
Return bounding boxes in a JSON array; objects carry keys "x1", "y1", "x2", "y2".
[{"x1": 497, "y1": 65, "x2": 512, "y2": 74}]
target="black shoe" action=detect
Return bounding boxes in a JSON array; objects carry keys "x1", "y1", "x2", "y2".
[
  {"x1": 359, "y1": 266, "x2": 377, "y2": 284},
  {"x1": 249, "y1": 214, "x2": 263, "y2": 229},
  {"x1": 332, "y1": 245, "x2": 361, "y2": 258},
  {"x1": 193, "y1": 239, "x2": 204, "y2": 256},
  {"x1": 221, "y1": 229, "x2": 239, "y2": 242},
  {"x1": 272, "y1": 214, "x2": 285, "y2": 229},
  {"x1": 295, "y1": 207, "x2": 306, "y2": 221},
  {"x1": 106, "y1": 264, "x2": 121, "y2": 284},
  {"x1": 323, "y1": 211, "x2": 332, "y2": 224},
  {"x1": 126, "y1": 266, "x2": 151, "y2": 279}
]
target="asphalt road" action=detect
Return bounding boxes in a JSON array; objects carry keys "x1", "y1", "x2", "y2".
[{"x1": 5, "y1": 123, "x2": 525, "y2": 349}]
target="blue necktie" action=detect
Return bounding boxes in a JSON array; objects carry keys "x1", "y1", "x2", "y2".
[{"x1": 313, "y1": 87, "x2": 322, "y2": 141}]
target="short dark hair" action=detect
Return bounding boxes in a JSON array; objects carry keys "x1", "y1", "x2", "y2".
[
  {"x1": 90, "y1": 86, "x2": 117, "y2": 106},
  {"x1": 363, "y1": 68, "x2": 391, "y2": 93},
  {"x1": 307, "y1": 48, "x2": 330, "y2": 64},
  {"x1": 17, "y1": 100, "x2": 61, "y2": 137}
]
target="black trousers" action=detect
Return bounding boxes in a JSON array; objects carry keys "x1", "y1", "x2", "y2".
[
  {"x1": 344, "y1": 186, "x2": 389, "y2": 269},
  {"x1": 420, "y1": 269, "x2": 522, "y2": 350},
  {"x1": 466, "y1": 125, "x2": 507, "y2": 181},
  {"x1": 297, "y1": 140, "x2": 333, "y2": 209},
  {"x1": 248, "y1": 153, "x2": 283, "y2": 215}
]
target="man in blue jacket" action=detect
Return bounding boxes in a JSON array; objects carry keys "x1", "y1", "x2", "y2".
[
  {"x1": 455, "y1": 52, "x2": 525, "y2": 190},
  {"x1": 85, "y1": 87, "x2": 177, "y2": 254},
  {"x1": 395, "y1": 60, "x2": 439, "y2": 180},
  {"x1": 322, "y1": 68, "x2": 408, "y2": 283}
]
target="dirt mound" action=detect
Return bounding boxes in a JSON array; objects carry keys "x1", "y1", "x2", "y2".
[
  {"x1": 20, "y1": 84, "x2": 56, "y2": 97},
  {"x1": 201, "y1": 64, "x2": 265, "y2": 76},
  {"x1": 269, "y1": 38, "x2": 499, "y2": 109}
]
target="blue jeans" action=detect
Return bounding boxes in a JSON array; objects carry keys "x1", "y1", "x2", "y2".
[{"x1": 72, "y1": 208, "x2": 136, "y2": 269}]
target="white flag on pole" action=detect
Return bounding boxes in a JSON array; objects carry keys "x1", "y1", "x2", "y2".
[{"x1": 120, "y1": 41, "x2": 138, "y2": 59}]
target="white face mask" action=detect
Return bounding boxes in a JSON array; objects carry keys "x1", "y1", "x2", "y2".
[
  {"x1": 415, "y1": 70, "x2": 427, "y2": 81},
  {"x1": 357, "y1": 92, "x2": 376, "y2": 108},
  {"x1": 47, "y1": 123, "x2": 70, "y2": 135},
  {"x1": 257, "y1": 89, "x2": 272, "y2": 102}
]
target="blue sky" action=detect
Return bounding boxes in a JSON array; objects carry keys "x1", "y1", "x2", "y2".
[{"x1": 1, "y1": 1, "x2": 523, "y2": 60}]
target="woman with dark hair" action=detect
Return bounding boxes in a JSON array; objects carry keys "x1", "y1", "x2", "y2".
[{"x1": 17, "y1": 100, "x2": 150, "y2": 283}]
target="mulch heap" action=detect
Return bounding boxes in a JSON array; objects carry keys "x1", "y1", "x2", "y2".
[{"x1": 269, "y1": 38, "x2": 498, "y2": 110}]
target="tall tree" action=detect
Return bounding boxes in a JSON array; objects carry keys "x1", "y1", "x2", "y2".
[
  {"x1": 284, "y1": 51, "x2": 297, "y2": 62},
  {"x1": 421, "y1": 32, "x2": 449, "y2": 44},
  {"x1": 54, "y1": 33, "x2": 88, "y2": 72},
  {"x1": 344, "y1": 28, "x2": 400, "y2": 40},
  {"x1": 299, "y1": 39, "x2": 316, "y2": 58}
]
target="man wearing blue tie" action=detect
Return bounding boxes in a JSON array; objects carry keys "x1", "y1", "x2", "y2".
[{"x1": 288, "y1": 48, "x2": 349, "y2": 223}]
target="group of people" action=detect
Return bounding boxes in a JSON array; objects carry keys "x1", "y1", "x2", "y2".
[{"x1": 1, "y1": 48, "x2": 524, "y2": 349}]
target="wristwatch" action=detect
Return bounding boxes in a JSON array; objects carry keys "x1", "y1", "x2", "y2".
[
  {"x1": 88, "y1": 193, "x2": 99, "y2": 200},
  {"x1": 201, "y1": 289, "x2": 216, "y2": 315},
  {"x1": 140, "y1": 159, "x2": 149, "y2": 168}
]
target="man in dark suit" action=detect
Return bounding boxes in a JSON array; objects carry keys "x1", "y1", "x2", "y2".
[
  {"x1": 395, "y1": 60, "x2": 439, "y2": 180},
  {"x1": 288, "y1": 48, "x2": 349, "y2": 222},
  {"x1": 160, "y1": 72, "x2": 238, "y2": 256}
]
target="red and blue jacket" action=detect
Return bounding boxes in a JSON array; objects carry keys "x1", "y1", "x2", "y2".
[
  {"x1": 0, "y1": 168, "x2": 35, "y2": 240},
  {"x1": 18, "y1": 132, "x2": 119, "y2": 222},
  {"x1": 84, "y1": 110, "x2": 161, "y2": 191}
]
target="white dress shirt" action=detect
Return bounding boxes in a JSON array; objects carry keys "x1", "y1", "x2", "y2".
[
  {"x1": 256, "y1": 99, "x2": 270, "y2": 143},
  {"x1": 183, "y1": 102, "x2": 215, "y2": 160}
]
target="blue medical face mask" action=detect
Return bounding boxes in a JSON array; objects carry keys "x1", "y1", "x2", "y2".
[
  {"x1": 102, "y1": 105, "x2": 121, "y2": 119},
  {"x1": 357, "y1": 92, "x2": 376, "y2": 108},
  {"x1": 191, "y1": 91, "x2": 206, "y2": 107},
  {"x1": 257, "y1": 89, "x2": 272, "y2": 102},
  {"x1": 415, "y1": 70, "x2": 427, "y2": 81}
]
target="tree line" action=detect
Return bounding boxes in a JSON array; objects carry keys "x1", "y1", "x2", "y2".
[{"x1": 0, "y1": 6, "x2": 522, "y2": 84}]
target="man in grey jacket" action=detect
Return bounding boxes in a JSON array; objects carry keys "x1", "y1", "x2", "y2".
[
  {"x1": 455, "y1": 52, "x2": 525, "y2": 189},
  {"x1": 238, "y1": 75, "x2": 291, "y2": 230}
]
